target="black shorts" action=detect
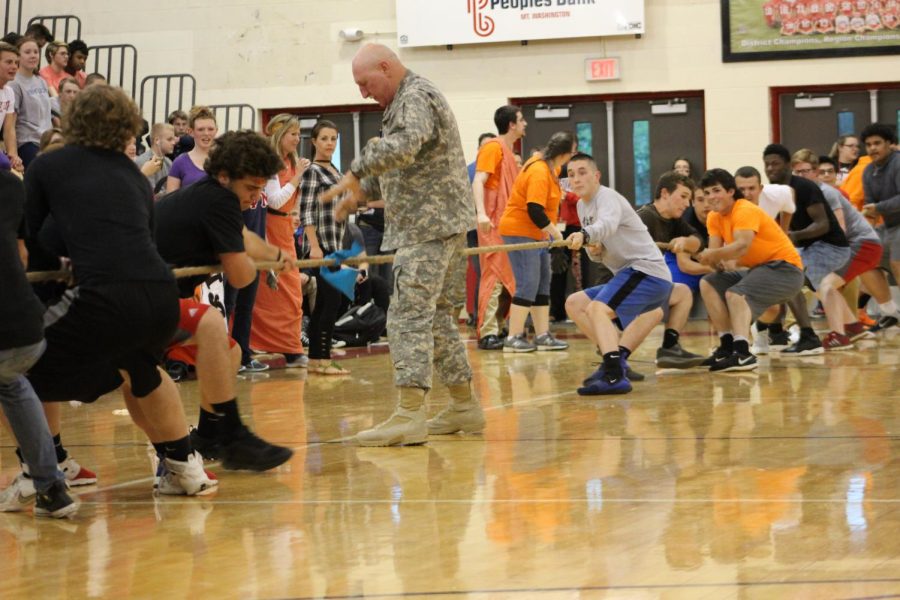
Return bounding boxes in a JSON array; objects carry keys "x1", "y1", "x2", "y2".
[{"x1": 28, "y1": 280, "x2": 180, "y2": 402}]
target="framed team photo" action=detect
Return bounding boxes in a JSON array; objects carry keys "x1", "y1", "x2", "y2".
[{"x1": 722, "y1": 0, "x2": 900, "y2": 62}]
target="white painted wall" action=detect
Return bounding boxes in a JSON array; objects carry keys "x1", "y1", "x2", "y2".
[{"x1": 26, "y1": 0, "x2": 895, "y2": 171}]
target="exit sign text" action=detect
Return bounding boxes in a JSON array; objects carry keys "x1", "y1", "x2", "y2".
[{"x1": 585, "y1": 57, "x2": 620, "y2": 81}]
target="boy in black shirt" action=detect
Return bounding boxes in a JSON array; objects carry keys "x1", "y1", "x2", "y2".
[
  {"x1": 154, "y1": 131, "x2": 295, "y2": 471},
  {"x1": 763, "y1": 144, "x2": 850, "y2": 355},
  {"x1": 24, "y1": 86, "x2": 215, "y2": 496},
  {"x1": 636, "y1": 172, "x2": 707, "y2": 369}
]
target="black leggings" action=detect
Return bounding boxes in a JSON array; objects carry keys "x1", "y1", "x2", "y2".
[{"x1": 307, "y1": 268, "x2": 344, "y2": 360}]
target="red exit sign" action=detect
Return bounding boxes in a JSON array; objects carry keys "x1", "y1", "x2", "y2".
[{"x1": 584, "y1": 57, "x2": 620, "y2": 81}]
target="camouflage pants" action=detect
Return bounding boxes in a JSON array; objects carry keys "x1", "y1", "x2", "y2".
[{"x1": 388, "y1": 233, "x2": 472, "y2": 390}]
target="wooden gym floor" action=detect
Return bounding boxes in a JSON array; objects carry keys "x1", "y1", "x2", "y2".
[{"x1": 1, "y1": 321, "x2": 898, "y2": 600}]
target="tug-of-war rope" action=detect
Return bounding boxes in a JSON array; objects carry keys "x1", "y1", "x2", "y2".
[{"x1": 25, "y1": 239, "x2": 582, "y2": 283}]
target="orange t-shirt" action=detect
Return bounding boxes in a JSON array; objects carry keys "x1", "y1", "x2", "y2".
[
  {"x1": 498, "y1": 157, "x2": 561, "y2": 241},
  {"x1": 38, "y1": 65, "x2": 67, "y2": 95},
  {"x1": 707, "y1": 199, "x2": 802, "y2": 269},
  {"x1": 475, "y1": 140, "x2": 504, "y2": 191}
]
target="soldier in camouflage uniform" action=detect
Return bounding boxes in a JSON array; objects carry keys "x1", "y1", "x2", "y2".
[{"x1": 323, "y1": 44, "x2": 485, "y2": 446}]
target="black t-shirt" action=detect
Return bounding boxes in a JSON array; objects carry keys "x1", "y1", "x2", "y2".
[
  {"x1": 682, "y1": 206, "x2": 709, "y2": 246},
  {"x1": 788, "y1": 175, "x2": 848, "y2": 248},
  {"x1": 154, "y1": 177, "x2": 245, "y2": 298},
  {"x1": 636, "y1": 203, "x2": 702, "y2": 246},
  {"x1": 0, "y1": 171, "x2": 45, "y2": 350},
  {"x1": 24, "y1": 146, "x2": 174, "y2": 287}
]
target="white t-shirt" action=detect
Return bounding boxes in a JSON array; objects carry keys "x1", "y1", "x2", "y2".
[
  {"x1": 758, "y1": 184, "x2": 795, "y2": 220},
  {"x1": 0, "y1": 85, "x2": 14, "y2": 117}
]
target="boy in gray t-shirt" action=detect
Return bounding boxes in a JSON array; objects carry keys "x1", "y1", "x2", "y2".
[{"x1": 563, "y1": 153, "x2": 674, "y2": 396}]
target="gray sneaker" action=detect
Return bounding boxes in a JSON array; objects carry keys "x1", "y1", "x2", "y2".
[
  {"x1": 656, "y1": 343, "x2": 706, "y2": 368},
  {"x1": 0, "y1": 473, "x2": 36, "y2": 512},
  {"x1": 534, "y1": 332, "x2": 569, "y2": 351},
  {"x1": 503, "y1": 334, "x2": 536, "y2": 353}
]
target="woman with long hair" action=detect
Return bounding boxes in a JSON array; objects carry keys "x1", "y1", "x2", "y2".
[
  {"x1": 249, "y1": 113, "x2": 311, "y2": 367},
  {"x1": 498, "y1": 130, "x2": 576, "y2": 352},
  {"x1": 828, "y1": 134, "x2": 860, "y2": 185},
  {"x1": 298, "y1": 120, "x2": 350, "y2": 375},
  {"x1": 7, "y1": 37, "x2": 52, "y2": 169},
  {"x1": 166, "y1": 105, "x2": 217, "y2": 192}
]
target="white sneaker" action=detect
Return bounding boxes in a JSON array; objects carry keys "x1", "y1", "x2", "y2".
[
  {"x1": 158, "y1": 452, "x2": 219, "y2": 496},
  {"x1": 0, "y1": 474, "x2": 36, "y2": 512},
  {"x1": 357, "y1": 407, "x2": 428, "y2": 447},
  {"x1": 59, "y1": 456, "x2": 97, "y2": 486},
  {"x1": 750, "y1": 336, "x2": 770, "y2": 355}
]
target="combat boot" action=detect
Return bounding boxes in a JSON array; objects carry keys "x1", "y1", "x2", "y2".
[
  {"x1": 427, "y1": 383, "x2": 485, "y2": 435},
  {"x1": 357, "y1": 388, "x2": 428, "y2": 447}
]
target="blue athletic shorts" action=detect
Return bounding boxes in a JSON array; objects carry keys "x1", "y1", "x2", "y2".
[
  {"x1": 584, "y1": 267, "x2": 673, "y2": 329},
  {"x1": 664, "y1": 251, "x2": 703, "y2": 292}
]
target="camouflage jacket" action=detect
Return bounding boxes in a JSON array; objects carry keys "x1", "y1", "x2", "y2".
[{"x1": 351, "y1": 70, "x2": 474, "y2": 251}]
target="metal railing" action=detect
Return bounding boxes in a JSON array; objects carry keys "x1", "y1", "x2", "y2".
[
  {"x1": 3, "y1": 0, "x2": 23, "y2": 35},
  {"x1": 139, "y1": 73, "x2": 196, "y2": 126},
  {"x1": 209, "y1": 104, "x2": 257, "y2": 132},
  {"x1": 88, "y1": 44, "x2": 138, "y2": 98},
  {"x1": 26, "y1": 14, "x2": 81, "y2": 41}
]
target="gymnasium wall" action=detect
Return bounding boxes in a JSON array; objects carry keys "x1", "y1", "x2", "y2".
[{"x1": 29, "y1": 0, "x2": 893, "y2": 172}]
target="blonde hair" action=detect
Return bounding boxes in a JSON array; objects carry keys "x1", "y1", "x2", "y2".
[
  {"x1": 265, "y1": 113, "x2": 301, "y2": 167},
  {"x1": 44, "y1": 40, "x2": 68, "y2": 63},
  {"x1": 188, "y1": 105, "x2": 217, "y2": 129},
  {"x1": 791, "y1": 148, "x2": 819, "y2": 168}
]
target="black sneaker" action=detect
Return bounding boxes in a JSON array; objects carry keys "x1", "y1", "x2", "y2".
[
  {"x1": 781, "y1": 335, "x2": 824, "y2": 356},
  {"x1": 190, "y1": 428, "x2": 221, "y2": 461},
  {"x1": 701, "y1": 345, "x2": 731, "y2": 367},
  {"x1": 868, "y1": 315, "x2": 899, "y2": 334},
  {"x1": 221, "y1": 427, "x2": 294, "y2": 472},
  {"x1": 34, "y1": 480, "x2": 78, "y2": 519},
  {"x1": 477, "y1": 334, "x2": 504, "y2": 350},
  {"x1": 710, "y1": 350, "x2": 758, "y2": 372},
  {"x1": 656, "y1": 343, "x2": 706, "y2": 369},
  {"x1": 768, "y1": 331, "x2": 791, "y2": 351}
]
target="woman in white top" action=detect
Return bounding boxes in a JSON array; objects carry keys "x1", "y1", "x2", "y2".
[{"x1": 7, "y1": 37, "x2": 51, "y2": 170}]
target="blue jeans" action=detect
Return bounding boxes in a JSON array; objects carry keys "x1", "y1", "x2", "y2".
[
  {"x1": 225, "y1": 276, "x2": 260, "y2": 365},
  {"x1": 0, "y1": 341, "x2": 65, "y2": 492},
  {"x1": 503, "y1": 235, "x2": 551, "y2": 302}
]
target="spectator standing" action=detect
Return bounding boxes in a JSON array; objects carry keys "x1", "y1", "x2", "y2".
[
  {"x1": 135, "y1": 122, "x2": 176, "y2": 194},
  {"x1": 0, "y1": 42, "x2": 20, "y2": 171},
  {"x1": 299, "y1": 119, "x2": 349, "y2": 375},
  {"x1": 37, "y1": 41, "x2": 68, "y2": 96},
  {"x1": 64, "y1": 39, "x2": 88, "y2": 88},
  {"x1": 8, "y1": 37, "x2": 52, "y2": 169},
  {"x1": 250, "y1": 114, "x2": 311, "y2": 368},
  {"x1": 166, "y1": 106, "x2": 216, "y2": 192},
  {"x1": 829, "y1": 135, "x2": 860, "y2": 185}
]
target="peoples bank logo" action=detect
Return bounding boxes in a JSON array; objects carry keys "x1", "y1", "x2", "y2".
[{"x1": 468, "y1": 0, "x2": 496, "y2": 37}]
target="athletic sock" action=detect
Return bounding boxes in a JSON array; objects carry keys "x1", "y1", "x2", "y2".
[
  {"x1": 662, "y1": 329, "x2": 680, "y2": 349},
  {"x1": 618, "y1": 346, "x2": 632, "y2": 360},
  {"x1": 210, "y1": 399, "x2": 243, "y2": 440},
  {"x1": 756, "y1": 321, "x2": 769, "y2": 332},
  {"x1": 53, "y1": 434, "x2": 67, "y2": 463},
  {"x1": 163, "y1": 436, "x2": 192, "y2": 462},
  {"x1": 152, "y1": 442, "x2": 166, "y2": 457},
  {"x1": 602, "y1": 351, "x2": 623, "y2": 380},
  {"x1": 768, "y1": 322, "x2": 784, "y2": 335},
  {"x1": 197, "y1": 407, "x2": 220, "y2": 440},
  {"x1": 858, "y1": 293, "x2": 871, "y2": 309}
]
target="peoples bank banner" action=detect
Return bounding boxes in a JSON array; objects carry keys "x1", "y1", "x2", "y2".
[{"x1": 395, "y1": 0, "x2": 645, "y2": 47}]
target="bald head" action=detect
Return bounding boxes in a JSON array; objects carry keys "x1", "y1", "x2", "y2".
[{"x1": 351, "y1": 43, "x2": 407, "y2": 108}]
